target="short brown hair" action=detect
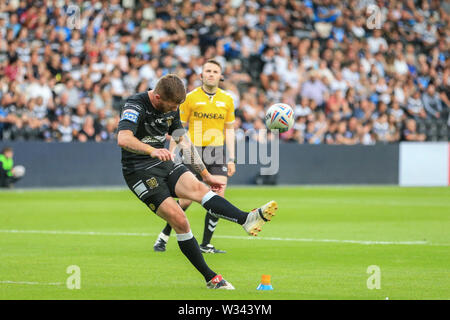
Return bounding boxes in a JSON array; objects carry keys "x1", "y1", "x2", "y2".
[
  {"x1": 1, "y1": 147, "x2": 12, "y2": 154},
  {"x1": 154, "y1": 74, "x2": 186, "y2": 104},
  {"x1": 203, "y1": 59, "x2": 222, "y2": 71}
]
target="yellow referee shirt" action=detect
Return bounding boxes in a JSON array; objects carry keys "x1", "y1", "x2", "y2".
[{"x1": 179, "y1": 87, "x2": 235, "y2": 147}]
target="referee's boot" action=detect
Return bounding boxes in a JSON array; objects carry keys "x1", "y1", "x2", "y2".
[
  {"x1": 153, "y1": 233, "x2": 169, "y2": 252},
  {"x1": 199, "y1": 243, "x2": 226, "y2": 254}
]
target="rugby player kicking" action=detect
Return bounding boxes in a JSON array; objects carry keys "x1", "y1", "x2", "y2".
[{"x1": 117, "y1": 74, "x2": 277, "y2": 289}]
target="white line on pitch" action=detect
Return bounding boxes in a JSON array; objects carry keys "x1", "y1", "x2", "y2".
[
  {"x1": 0, "y1": 280, "x2": 63, "y2": 286},
  {"x1": 214, "y1": 235, "x2": 431, "y2": 245},
  {"x1": 0, "y1": 229, "x2": 443, "y2": 246}
]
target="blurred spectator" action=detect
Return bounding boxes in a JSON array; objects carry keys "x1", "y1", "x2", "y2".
[
  {"x1": 422, "y1": 84, "x2": 446, "y2": 120},
  {"x1": 406, "y1": 91, "x2": 427, "y2": 120},
  {"x1": 357, "y1": 122, "x2": 375, "y2": 145},
  {"x1": 58, "y1": 115, "x2": 74, "y2": 143},
  {"x1": 335, "y1": 120, "x2": 357, "y2": 145},
  {"x1": 373, "y1": 113, "x2": 393, "y2": 143},
  {"x1": 77, "y1": 116, "x2": 99, "y2": 142},
  {"x1": 43, "y1": 120, "x2": 62, "y2": 142},
  {"x1": 98, "y1": 118, "x2": 118, "y2": 142},
  {"x1": 402, "y1": 118, "x2": 426, "y2": 142},
  {"x1": 301, "y1": 70, "x2": 329, "y2": 108},
  {"x1": 389, "y1": 100, "x2": 406, "y2": 124},
  {"x1": 330, "y1": 70, "x2": 348, "y2": 94},
  {"x1": 259, "y1": 46, "x2": 278, "y2": 90}
]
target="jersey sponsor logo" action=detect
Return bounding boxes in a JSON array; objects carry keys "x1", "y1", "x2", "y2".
[
  {"x1": 121, "y1": 109, "x2": 139, "y2": 123},
  {"x1": 193, "y1": 111, "x2": 224, "y2": 120},
  {"x1": 144, "y1": 122, "x2": 167, "y2": 136},
  {"x1": 195, "y1": 102, "x2": 207, "y2": 105},
  {"x1": 141, "y1": 136, "x2": 166, "y2": 143},
  {"x1": 216, "y1": 101, "x2": 226, "y2": 107},
  {"x1": 145, "y1": 177, "x2": 159, "y2": 189},
  {"x1": 124, "y1": 103, "x2": 142, "y2": 111}
]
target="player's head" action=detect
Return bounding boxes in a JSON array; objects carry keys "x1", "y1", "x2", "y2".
[
  {"x1": 153, "y1": 74, "x2": 186, "y2": 113},
  {"x1": 1, "y1": 147, "x2": 13, "y2": 158},
  {"x1": 201, "y1": 59, "x2": 223, "y2": 88}
]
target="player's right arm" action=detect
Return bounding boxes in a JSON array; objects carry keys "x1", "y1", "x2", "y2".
[
  {"x1": 165, "y1": 96, "x2": 190, "y2": 159},
  {"x1": 117, "y1": 130, "x2": 173, "y2": 161},
  {"x1": 117, "y1": 99, "x2": 173, "y2": 161}
]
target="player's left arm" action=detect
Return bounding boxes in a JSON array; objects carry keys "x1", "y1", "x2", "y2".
[
  {"x1": 169, "y1": 109, "x2": 224, "y2": 192},
  {"x1": 224, "y1": 122, "x2": 235, "y2": 177},
  {"x1": 174, "y1": 134, "x2": 224, "y2": 192}
]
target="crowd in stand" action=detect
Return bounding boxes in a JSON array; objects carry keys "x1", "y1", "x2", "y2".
[{"x1": 0, "y1": 0, "x2": 449, "y2": 145}]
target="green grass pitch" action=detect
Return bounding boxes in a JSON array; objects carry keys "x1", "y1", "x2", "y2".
[{"x1": 0, "y1": 186, "x2": 449, "y2": 300}]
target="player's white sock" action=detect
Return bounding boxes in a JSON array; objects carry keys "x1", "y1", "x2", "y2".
[{"x1": 158, "y1": 232, "x2": 169, "y2": 242}]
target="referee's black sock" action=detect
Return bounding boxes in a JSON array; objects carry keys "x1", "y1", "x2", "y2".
[
  {"x1": 162, "y1": 223, "x2": 172, "y2": 237},
  {"x1": 201, "y1": 212, "x2": 219, "y2": 246},
  {"x1": 177, "y1": 231, "x2": 216, "y2": 282},
  {"x1": 201, "y1": 191, "x2": 248, "y2": 225}
]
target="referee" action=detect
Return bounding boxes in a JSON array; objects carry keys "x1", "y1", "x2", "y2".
[{"x1": 153, "y1": 59, "x2": 236, "y2": 254}]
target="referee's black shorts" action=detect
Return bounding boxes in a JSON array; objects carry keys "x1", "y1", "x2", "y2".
[
  {"x1": 186, "y1": 145, "x2": 228, "y2": 180},
  {"x1": 123, "y1": 161, "x2": 189, "y2": 213}
]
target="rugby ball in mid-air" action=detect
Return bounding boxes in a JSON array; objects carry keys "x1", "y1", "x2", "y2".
[
  {"x1": 12, "y1": 165, "x2": 26, "y2": 178},
  {"x1": 264, "y1": 103, "x2": 295, "y2": 133}
]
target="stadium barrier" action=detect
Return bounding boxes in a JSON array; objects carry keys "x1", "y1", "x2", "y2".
[
  {"x1": 399, "y1": 142, "x2": 449, "y2": 186},
  {"x1": 1, "y1": 142, "x2": 123, "y2": 188},
  {"x1": 0, "y1": 142, "x2": 448, "y2": 188}
]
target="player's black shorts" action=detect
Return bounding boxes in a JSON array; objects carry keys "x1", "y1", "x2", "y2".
[
  {"x1": 186, "y1": 146, "x2": 228, "y2": 180},
  {"x1": 123, "y1": 161, "x2": 189, "y2": 213}
]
